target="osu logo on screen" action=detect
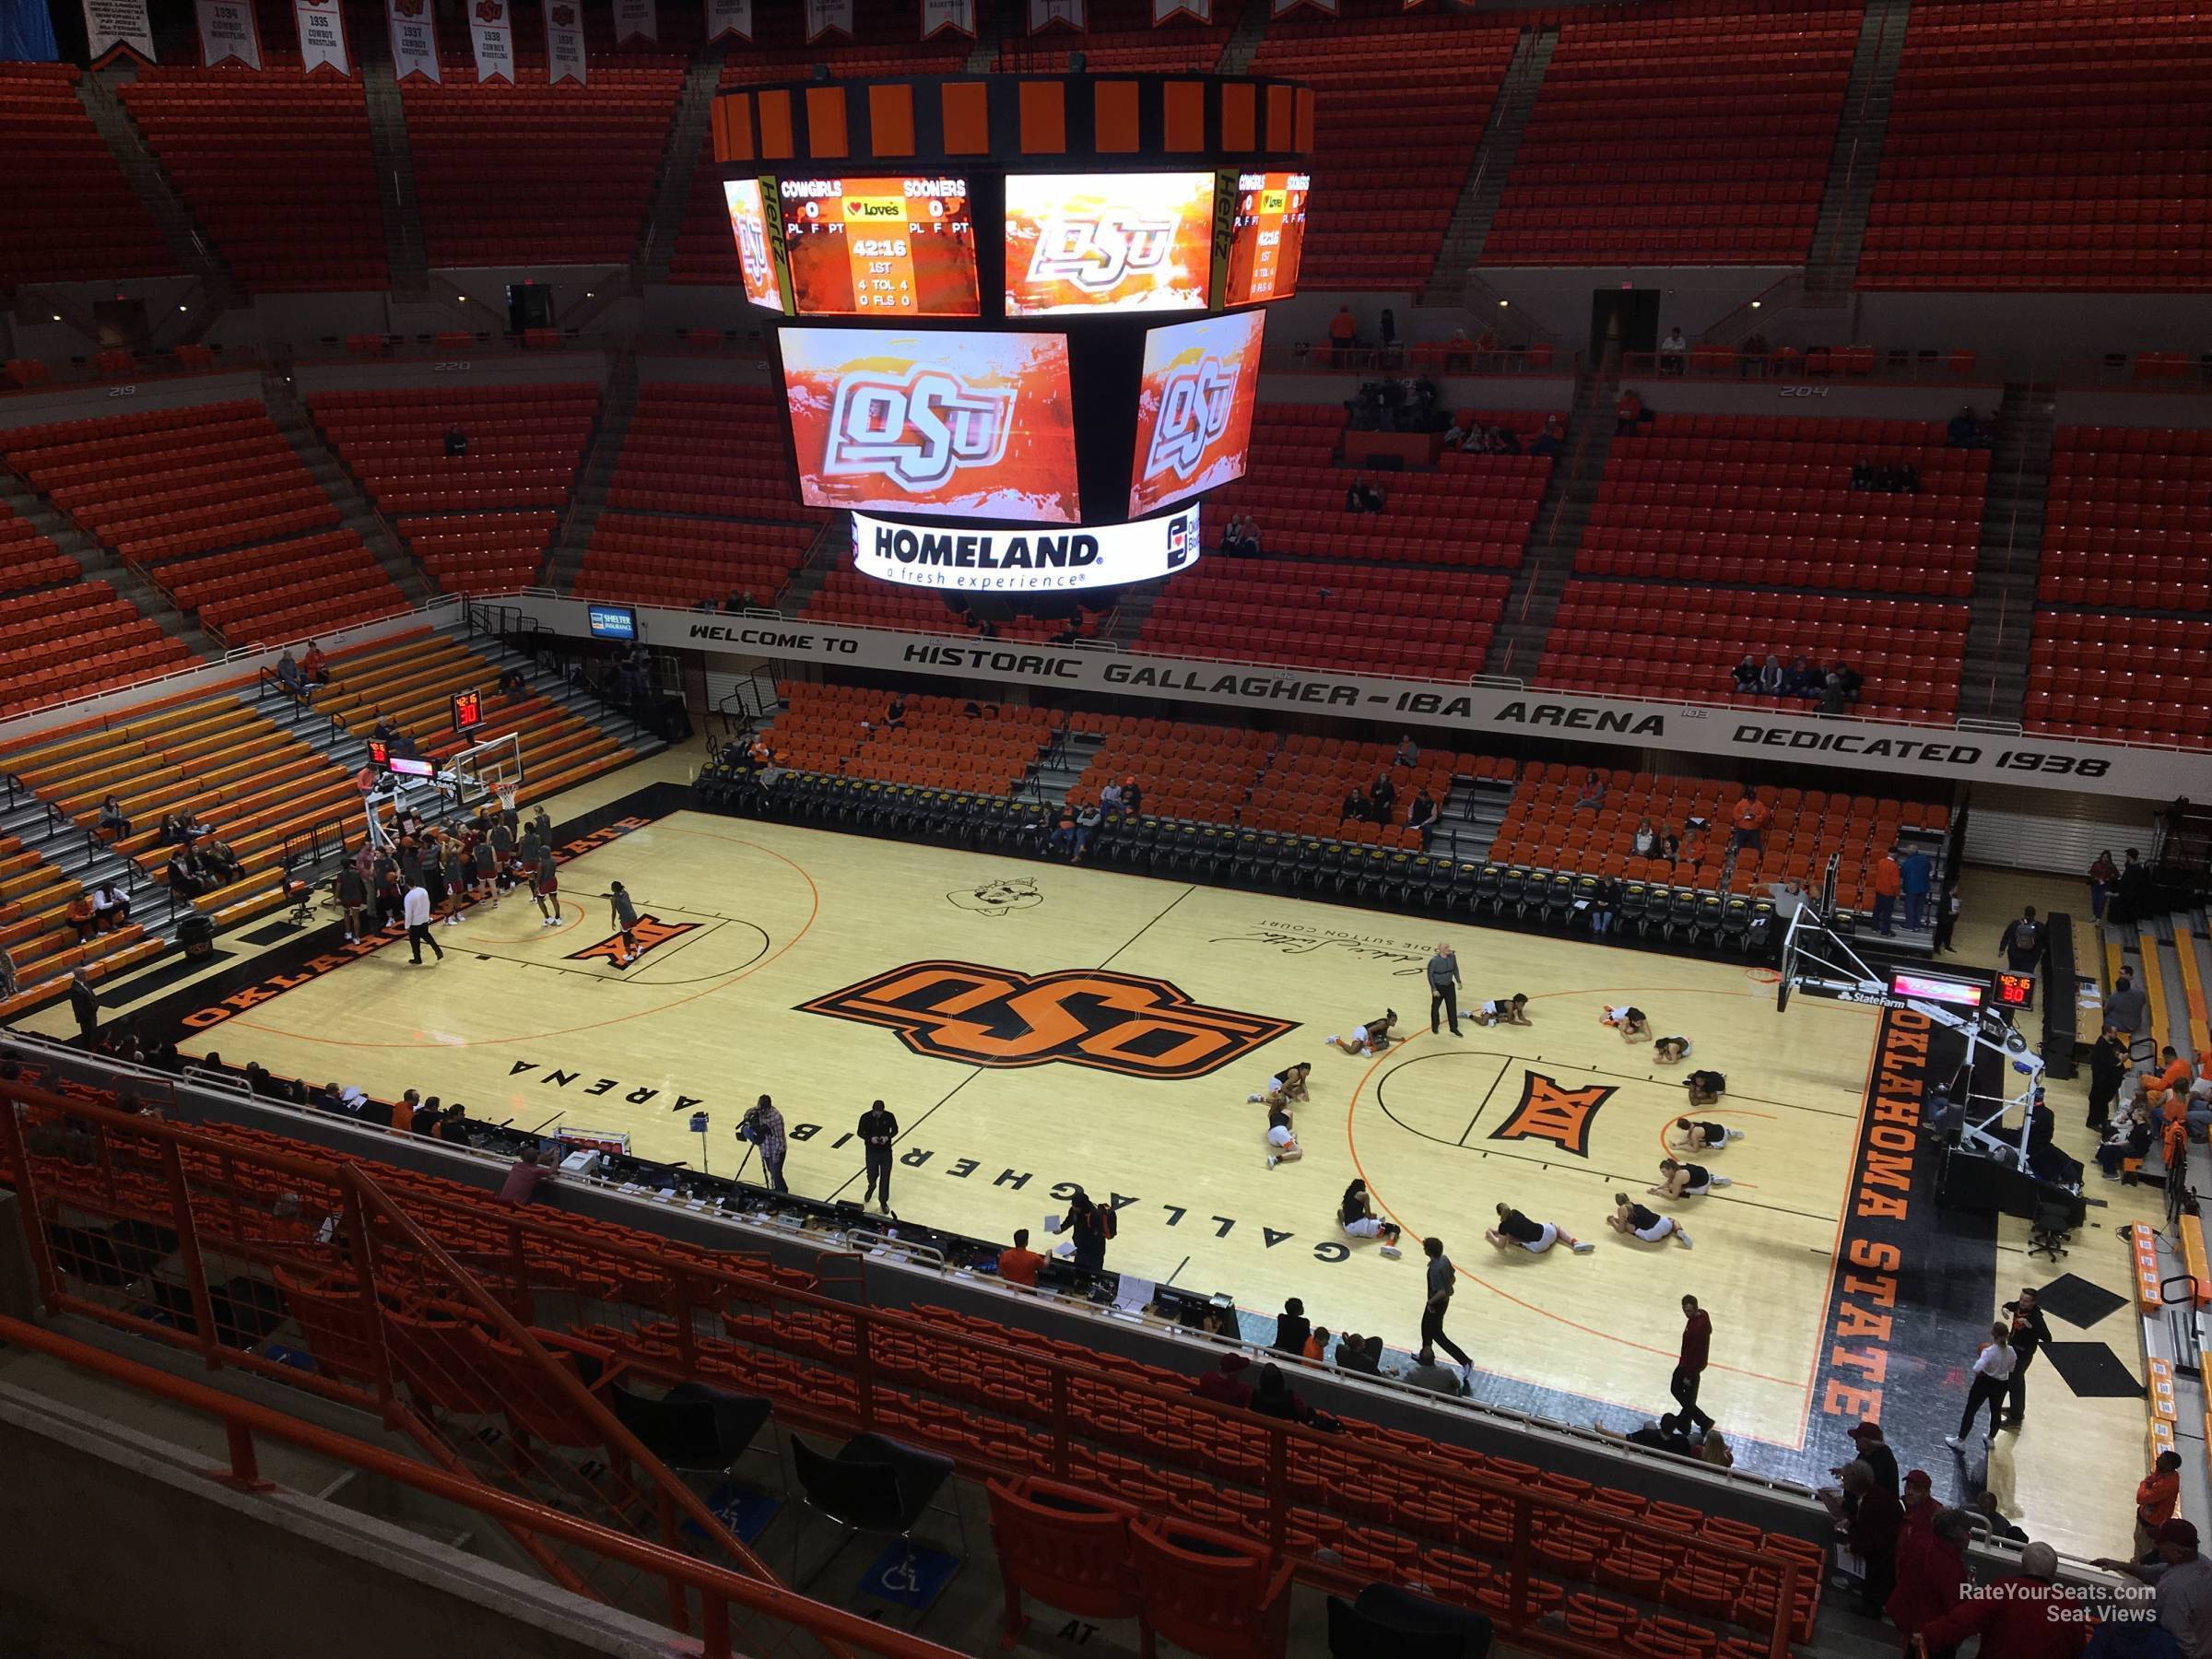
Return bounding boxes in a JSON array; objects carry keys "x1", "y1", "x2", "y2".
[
  {"x1": 1030, "y1": 213, "x2": 1179, "y2": 293},
  {"x1": 823, "y1": 371, "x2": 1013, "y2": 492},
  {"x1": 799, "y1": 960, "x2": 1294, "y2": 1080},
  {"x1": 730, "y1": 208, "x2": 771, "y2": 280},
  {"x1": 1143, "y1": 356, "x2": 1237, "y2": 482}
]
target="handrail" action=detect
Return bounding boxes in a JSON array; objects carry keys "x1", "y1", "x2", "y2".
[
  {"x1": 0, "y1": 1080, "x2": 1811, "y2": 1659},
  {"x1": 0, "y1": 1312, "x2": 961, "y2": 1659}
]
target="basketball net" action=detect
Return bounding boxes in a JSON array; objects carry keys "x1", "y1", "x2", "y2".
[{"x1": 496, "y1": 782, "x2": 518, "y2": 813}]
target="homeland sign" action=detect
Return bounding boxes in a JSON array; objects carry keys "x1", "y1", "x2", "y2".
[
  {"x1": 497, "y1": 594, "x2": 2204, "y2": 800},
  {"x1": 852, "y1": 507, "x2": 1200, "y2": 594}
]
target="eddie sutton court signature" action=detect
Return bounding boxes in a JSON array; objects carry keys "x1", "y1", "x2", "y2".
[{"x1": 1212, "y1": 926, "x2": 1432, "y2": 975}]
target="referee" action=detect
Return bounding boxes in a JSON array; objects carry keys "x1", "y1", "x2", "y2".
[
  {"x1": 857, "y1": 1098, "x2": 898, "y2": 1216},
  {"x1": 1427, "y1": 943, "x2": 1462, "y2": 1036}
]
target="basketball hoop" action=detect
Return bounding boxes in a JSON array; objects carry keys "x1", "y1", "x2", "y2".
[{"x1": 495, "y1": 783, "x2": 517, "y2": 814}]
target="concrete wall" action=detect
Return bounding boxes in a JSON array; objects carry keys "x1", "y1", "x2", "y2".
[
  {"x1": 1259, "y1": 371, "x2": 1576, "y2": 411},
  {"x1": 1476, "y1": 265, "x2": 1794, "y2": 345},
  {"x1": 289, "y1": 352, "x2": 612, "y2": 396},
  {"x1": 0, "y1": 370, "x2": 266, "y2": 433},
  {"x1": 1615, "y1": 376, "x2": 2005, "y2": 421},
  {"x1": 2055, "y1": 388, "x2": 2212, "y2": 432},
  {"x1": 1856, "y1": 290, "x2": 2212, "y2": 365}
]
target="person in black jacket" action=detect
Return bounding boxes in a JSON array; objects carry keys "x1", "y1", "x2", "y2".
[
  {"x1": 857, "y1": 1098, "x2": 898, "y2": 1216},
  {"x1": 1273, "y1": 1297, "x2": 1312, "y2": 1356},
  {"x1": 68, "y1": 966, "x2": 100, "y2": 1048},
  {"x1": 1064, "y1": 1188, "x2": 1115, "y2": 1272},
  {"x1": 2088, "y1": 1025, "x2": 2128, "y2": 1131},
  {"x1": 1999, "y1": 1287, "x2": 2053, "y2": 1428}
]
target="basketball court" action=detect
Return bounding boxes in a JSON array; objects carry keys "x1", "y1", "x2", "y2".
[{"x1": 29, "y1": 756, "x2": 2159, "y2": 1559}]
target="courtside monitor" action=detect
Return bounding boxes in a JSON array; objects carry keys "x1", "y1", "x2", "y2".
[
  {"x1": 781, "y1": 175, "x2": 979, "y2": 317},
  {"x1": 1128, "y1": 310, "x2": 1265, "y2": 517},
  {"x1": 389, "y1": 755, "x2": 435, "y2": 779},
  {"x1": 1221, "y1": 171, "x2": 1311, "y2": 306},
  {"x1": 781, "y1": 326, "x2": 1080, "y2": 523},
  {"x1": 1004, "y1": 172, "x2": 1215, "y2": 316},
  {"x1": 587, "y1": 603, "x2": 639, "y2": 641},
  {"x1": 1890, "y1": 971, "x2": 1983, "y2": 1010}
]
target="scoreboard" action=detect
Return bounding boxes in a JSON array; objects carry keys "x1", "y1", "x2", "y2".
[
  {"x1": 779, "y1": 175, "x2": 979, "y2": 317},
  {"x1": 1223, "y1": 171, "x2": 1311, "y2": 306}
]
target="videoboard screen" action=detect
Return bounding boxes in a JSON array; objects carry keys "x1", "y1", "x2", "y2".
[
  {"x1": 1222, "y1": 171, "x2": 1310, "y2": 306},
  {"x1": 780, "y1": 176, "x2": 980, "y2": 317},
  {"x1": 1004, "y1": 171, "x2": 1216, "y2": 316},
  {"x1": 1127, "y1": 309, "x2": 1265, "y2": 518},
  {"x1": 724, "y1": 178, "x2": 789, "y2": 312},
  {"x1": 781, "y1": 327, "x2": 1080, "y2": 523}
]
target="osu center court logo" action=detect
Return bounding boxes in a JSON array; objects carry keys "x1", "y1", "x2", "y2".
[
  {"x1": 1487, "y1": 1071, "x2": 1614, "y2": 1157},
  {"x1": 824, "y1": 370, "x2": 1014, "y2": 492},
  {"x1": 1144, "y1": 357, "x2": 1237, "y2": 481},
  {"x1": 566, "y1": 914, "x2": 698, "y2": 968},
  {"x1": 801, "y1": 960, "x2": 1292, "y2": 1079},
  {"x1": 1030, "y1": 214, "x2": 1179, "y2": 292}
]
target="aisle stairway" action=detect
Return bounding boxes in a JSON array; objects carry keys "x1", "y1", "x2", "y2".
[
  {"x1": 1482, "y1": 359, "x2": 1618, "y2": 677},
  {"x1": 1430, "y1": 26, "x2": 1557, "y2": 293},
  {"x1": 1804, "y1": 0, "x2": 1912, "y2": 302},
  {"x1": 1958, "y1": 383, "x2": 2055, "y2": 725}
]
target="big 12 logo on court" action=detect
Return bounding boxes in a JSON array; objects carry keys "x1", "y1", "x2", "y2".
[
  {"x1": 1142, "y1": 355, "x2": 1236, "y2": 483},
  {"x1": 1029, "y1": 212, "x2": 1180, "y2": 294},
  {"x1": 822, "y1": 368, "x2": 1014, "y2": 492}
]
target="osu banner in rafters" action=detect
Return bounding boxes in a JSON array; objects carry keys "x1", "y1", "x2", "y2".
[
  {"x1": 196, "y1": 0, "x2": 262, "y2": 67},
  {"x1": 386, "y1": 0, "x2": 440, "y2": 82}
]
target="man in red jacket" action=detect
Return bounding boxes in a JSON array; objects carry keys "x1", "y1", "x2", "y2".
[
  {"x1": 1672, "y1": 1294, "x2": 1713, "y2": 1432},
  {"x1": 1916, "y1": 1542, "x2": 2088, "y2": 1659}
]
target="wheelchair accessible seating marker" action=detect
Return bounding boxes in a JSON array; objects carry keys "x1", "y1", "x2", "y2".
[
  {"x1": 682, "y1": 1482, "x2": 782, "y2": 1547},
  {"x1": 854, "y1": 1542, "x2": 960, "y2": 1613}
]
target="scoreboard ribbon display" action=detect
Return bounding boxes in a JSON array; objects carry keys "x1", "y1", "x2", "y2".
[{"x1": 852, "y1": 505, "x2": 1200, "y2": 594}]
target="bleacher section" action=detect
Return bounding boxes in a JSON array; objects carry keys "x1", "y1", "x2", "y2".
[
  {"x1": 1, "y1": 1083, "x2": 1825, "y2": 1659},
  {"x1": 755, "y1": 683, "x2": 1057, "y2": 794},
  {"x1": 574, "y1": 382, "x2": 821, "y2": 606},
  {"x1": 1537, "y1": 582, "x2": 1971, "y2": 722},
  {"x1": 1486, "y1": 0, "x2": 1857, "y2": 265},
  {"x1": 1578, "y1": 415, "x2": 1989, "y2": 594},
  {"x1": 1859, "y1": 0, "x2": 2212, "y2": 289},
  {"x1": 0, "y1": 64, "x2": 173, "y2": 288},
  {"x1": 118, "y1": 69, "x2": 386, "y2": 292},
  {"x1": 1244, "y1": 5, "x2": 1521, "y2": 288},
  {"x1": 401, "y1": 74, "x2": 685, "y2": 268},
  {"x1": 0, "y1": 832, "x2": 156, "y2": 1021},
  {"x1": 1137, "y1": 559, "x2": 1510, "y2": 681},
  {"x1": 0, "y1": 500, "x2": 195, "y2": 712},
  {"x1": 0, "y1": 402, "x2": 406, "y2": 647},
  {"x1": 313, "y1": 629, "x2": 636, "y2": 806},
  {"x1": 1206, "y1": 404, "x2": 1553, "y2": 569},
  {"x1": 2025, "y1": 613, "x2": 2212, "y2": 747},
  {"x1": 308, "y1": 382, "x2": 600, "y2": 594}
]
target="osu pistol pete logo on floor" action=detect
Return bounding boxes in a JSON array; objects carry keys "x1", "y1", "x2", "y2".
[
  {"x1": 1487, "y1": 1071, "x2": 1614, "y2": 1157},
  {"x1": 566, "y1": 914, "x2": 699, "y2": 967},
  {"x1": 799, "y1": 959, "x2": 1293, "y2": 1079}
]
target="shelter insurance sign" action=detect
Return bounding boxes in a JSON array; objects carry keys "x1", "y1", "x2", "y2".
[
  {"x1": 851, "y1": 507, "x2": 1199, "y2": 594},
  {"x1": 497, "y1": 595, "x2": 2208, "y2": 800}
]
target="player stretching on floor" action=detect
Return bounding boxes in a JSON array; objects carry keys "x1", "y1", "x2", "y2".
[
  {"x1": 1682, "y1": 1070, "x2": 1727, "y2": 1107},
  {"x1": 532, "y1": 849, "x2": 561, "y2": 925},
  {"x1": 1475, "y1": 994, "x2": 1532, "y2": 1027},
  {"x1": 1486, "y1": 1202, "x2": 1594, "y2": 1255},
  {"x1": 1249, "y1": 1061, "x2": 1312, "y2": 1107},
  {"x1": 1650, "y1": 1158, "x2": 1732, "y2": 1198},
  {"x1": 1339, "y1": 1180, "x2": 1403, "y2": 1257},
  {"x1": 1653, "y1": 1035, "x2": 1693, "y2": 1064},
  {"x1": 1672, "y1": 1115, "x2": 1743, "y2": 1152},
  {"x1": 607, "y1": 881, "x2": 640, "y2": 966},
  {"x1": 1327, "y1": 1011, "x2": 1397, "y2": 1056},
  {"x1": 1609, "y1": 1192, "x2": 1692, "y2": 1247},
  {"x1": 1265, "y1": 1100, "x2": 1302, "y2": 1169},
  {"x1": 1602, "y1": 1005, "x2": 1652, "y2": 1041}
]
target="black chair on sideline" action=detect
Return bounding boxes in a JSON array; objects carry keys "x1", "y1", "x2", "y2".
[
  {"x1": 788, "y1": 1430, "x2": 963, "y2": 1588},
  {"x1": 1327, "y1": 1583, "x2": 1494, "y2": 1659},
  {"x1": 608, "y1": 1380, "x2": 773, "y2": 1481}
]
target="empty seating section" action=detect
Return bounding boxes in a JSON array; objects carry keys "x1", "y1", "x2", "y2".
[
  {"x1": 2037, "y1": 428, "x2": 2212, "y2": 610},
  {"x1": 1860, "y1": 0, "x2": 2212, "y2": 289},
  {"x1": 578, "y1": 517, "x2": 814, "y2": 610},
  {"x1": 3, "y1": 1088, "x2": 1822, "y2": 1657},
  {"x1": 1139, "y1": 560, "x2": 1509, "y2": 681},
  {"x1": 309, "y1": 382, "x2": 599, "y2": 594},
  {"x1": 1579, "y1": 415, "x2": 1987, "y2": 594},
  {"x1": 0, "y1": 501, "x2": 194, "y2": 710},
  {"x1": 1208, "y1": 405, "x2": 1551, "y2": 569},
  {"x1": 999, "y1": 0, "x2": 1235, "y2": 70},
  {"x1": 0, "y1": 64, "x2": 173, "y2": 287},
  {"x1": 1539, "y1": 582, "x2": 1971, "y2": 721},
  {"x1": 1488, "y1": 0, "x2": 1856, "y2": 265},
  {"x1": 119, "y1": 70, "x2": 385, "y2": 291},
  {"x1": 0, "y1": 401, "x2": 404, "y2": 646},
  {"x1": 1491, "y1": 762, "x2": 1949, "y2": 903},
  {"x1": 1245, "y1": 4, "x2": 1518, "y2": 287},
  {"x1": 2026, "y1": 614, "x2": 2212, "y2": 747},
  {"x1": 758, "y1": 683, "x2": 1054, "y2": 794},
  {"x1": 402, "y1": 74, "x2": 683, "y2": 267},
  {"x1": 316, "y1": 631, "x2": 634, "y2": 806}
]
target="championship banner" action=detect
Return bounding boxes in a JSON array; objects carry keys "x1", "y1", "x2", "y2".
[
  {"x1": 706, "y1": 0, "x2": 753, "y2": 41},
  {"x1": 1270, "y1": 0, "x2": 1336, "y2": 13},
  {"x1": 921, "y1": 0, "x2": 975, "y2": 38},
  {"x1": 195, "y1": 0, "x2": 262, "y2": 67},
  {"x1": 294, "y1": 0, "x2": 350, "y2": 74},
  {"x1": 470, "y1": 0, "x2": 516, "y2": 82},
  {"x1": 1028, "y1": 0, "x2": 1085, "y2": 29},
  {"x1": 82, "y1": 0, "x2": 155, "y2": 63},
  {"x1": 385, "y1": 0, "x2": 440, "y2": 82},
  {"x1": 613, "y1": 0, "x2": 656, "y2": 42},
  {"x1": 544, "y1": 0, "x2": 586, "y2": 83},
  {"x1": 805, "y1": 0, "x2": 853, "y2": 41},
  {"x1": 1152, "y1": 0, "x2": 1211, "y2": 20}
]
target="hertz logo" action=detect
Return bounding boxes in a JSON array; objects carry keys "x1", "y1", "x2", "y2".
[
  {"x1": 800, "y1": 960, "x2": 1292, "y2": 1079},
  {"x1": 843, "y1": 197, "x2": 905, "y2": 221},
  {"x1": 1487, "y1": 1071, "x2": 1614, "y2": 1158}
]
